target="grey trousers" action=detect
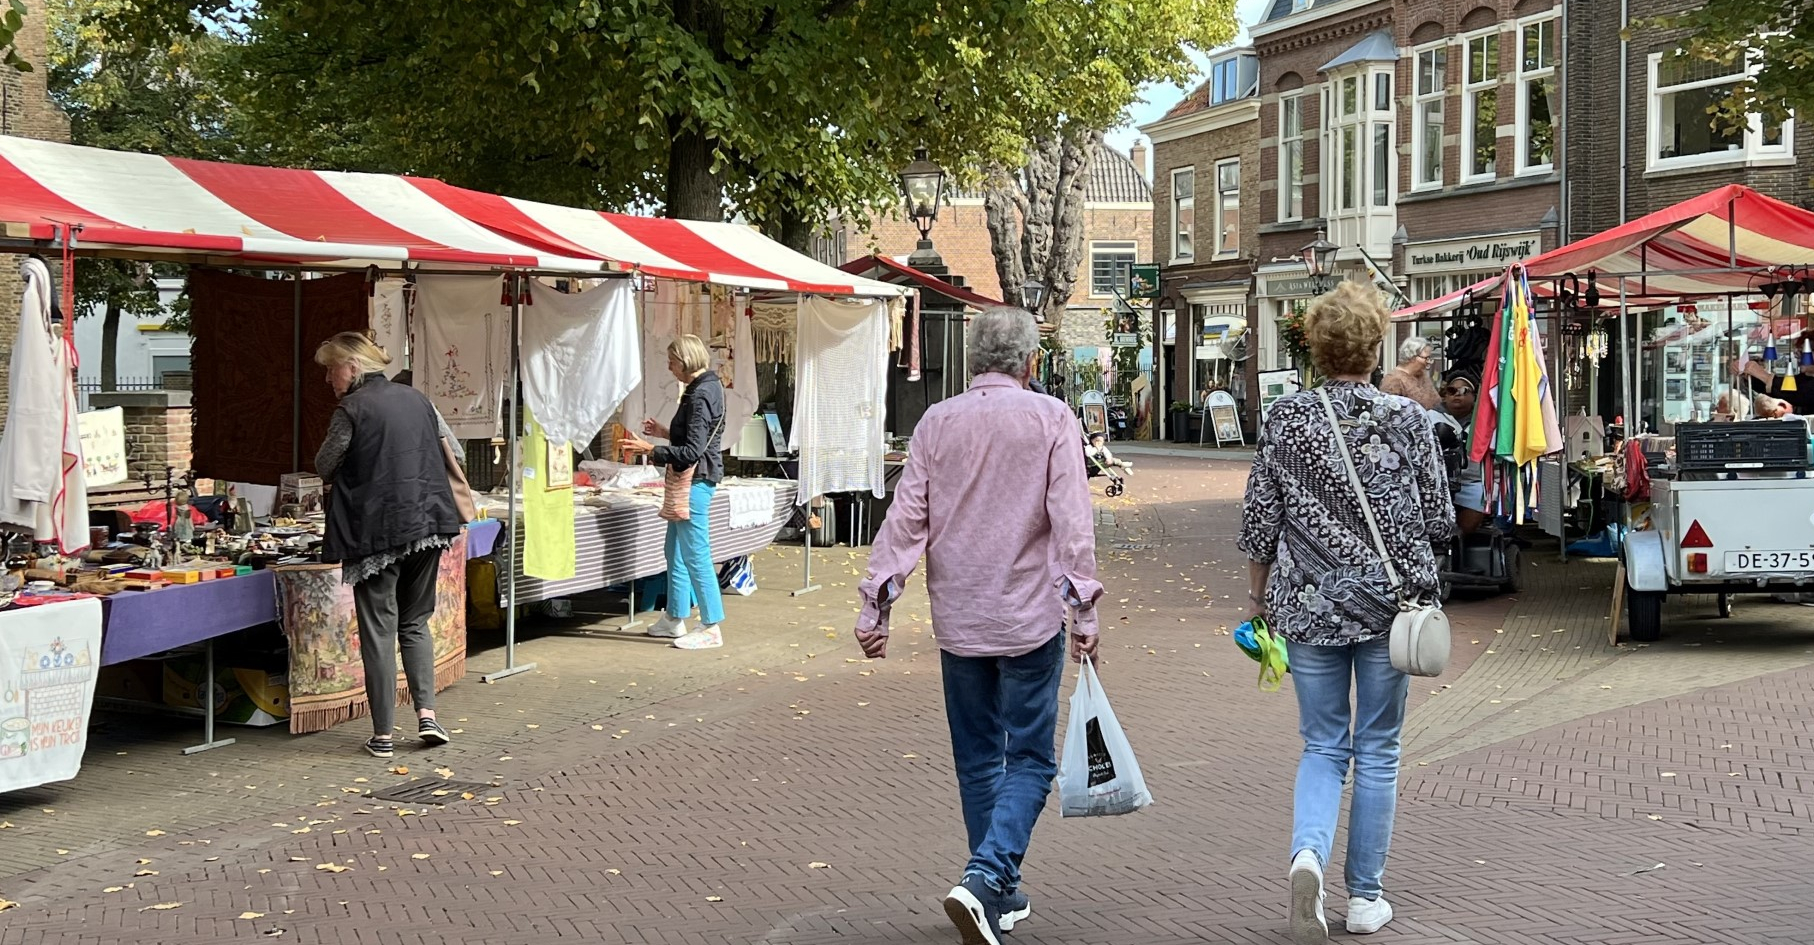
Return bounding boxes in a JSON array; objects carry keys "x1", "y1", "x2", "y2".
[{"x1": 352, "y1": 547, "x2": 441, "y2": 736}]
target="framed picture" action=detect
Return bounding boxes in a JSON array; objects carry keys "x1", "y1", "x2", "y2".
[
  {"x1": 1209, "y1": 404, "x2": 1243, "y2": 446},
  {"x1": 546, "y1": 438, "x2": 573, "y2": 490}
]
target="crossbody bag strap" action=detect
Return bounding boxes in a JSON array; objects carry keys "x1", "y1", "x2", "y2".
[{"x1": 1316, "y1": 388, "x2": 1403, "y2": 593}]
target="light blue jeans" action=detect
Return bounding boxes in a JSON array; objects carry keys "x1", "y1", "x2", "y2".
[
  {"x1": 1286, "y1": 637, "x2": 1409, "y2": 900},
  {"x1": 664, "y1": 481, "x2": 724, "y2": 626}
]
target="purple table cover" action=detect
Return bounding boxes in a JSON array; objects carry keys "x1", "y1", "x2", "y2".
[{"x1": 99, "y1": 571, "x2": 278, "y2": 666}]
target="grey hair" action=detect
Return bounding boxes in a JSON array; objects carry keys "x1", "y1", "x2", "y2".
[
  {"x1": 1399, "y1": 337, "x2": 1432, "y2": 361},
  {"x1": 967, "y1": 307, "x2": 1041, "y2": 378}
]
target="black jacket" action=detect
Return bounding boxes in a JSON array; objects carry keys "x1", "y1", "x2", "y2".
[
  {"x1": 653, "y1": 371, "x2": 726, "y2": 485},
  {"x1": 321, "y1": 375, "x2": 463, "y2": 562}
]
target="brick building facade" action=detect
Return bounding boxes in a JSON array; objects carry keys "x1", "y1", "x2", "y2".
[
  {"x1": 1563, "y1": 0, "x2": 1812, "y2": 240},
  {"x1": 841, "y1": 146, "x2": 1154, "y2": 353},
  {"x1": 1140, "y1": 49, "x2": 1262, "y2": 423},
  {"x1": 0, "y1": 3, "x2": 73, "y2": 418}
]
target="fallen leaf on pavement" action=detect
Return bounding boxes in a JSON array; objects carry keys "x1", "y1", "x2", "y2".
[
  {"x1": 706, "y1": 896, "x2": 724, "y2": 902},
  {"x1": 809, "y1": 862, "x2": 830, "y2": 869},
  {"x1": 434, "y1": 767, "x2": 454, "y2": 779},
  {"x1": 138, "y1": 902, "x2": 183, "y2": 912},
  {"x1": 134, "y1": 870, "x2": 158, "y2": 877},
  {"x1": 144, "y1": 830, "x2": 166, "y2": 837},
  {"x1": 239, "y1": 912, "x2": 266, "y2": 920},
  {"x1": 411, "y1": 854, "x2": 430, "y2": 860},
  {"x1": 390, "y1": 767, "x2": 409, "y2": 775},
  {"x1": 314, "y1": 864, "x2": 352, "y2": 873},
  {"x1": 1632, "y1": 863, "x2": 1666, "y2": 875},
  {"x1": 502, "y1": 820, "x2": 522, "y2": 826},
  {"x1": 489, "y1": 870, "x2": 504, "y2": 876},
  {"x1": 103, "y1": 886, "x2": 124, "y2": 893}
]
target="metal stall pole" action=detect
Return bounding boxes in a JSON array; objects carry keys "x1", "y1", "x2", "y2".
[
  {"x1": 292, "y1": 274, "x2": 303, "y2": 471},
  {"x1": 180, "y1": 637, "x2": 237, "y2": 754},
  {"x1": 484, "y1": 274, "x2": 537, "y2": 682},
  {"x1": 616, "y1": 281, "x2": 650, "y2": 632}
]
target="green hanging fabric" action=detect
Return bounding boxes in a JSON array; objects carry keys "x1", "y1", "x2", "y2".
[{"x1": 522, "y1": 414, "x2": 576, "y2": 581}]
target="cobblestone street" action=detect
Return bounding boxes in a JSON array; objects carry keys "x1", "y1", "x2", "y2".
[{"x1": 2, "y1": 455, "x2": 1810, "y2": 944}]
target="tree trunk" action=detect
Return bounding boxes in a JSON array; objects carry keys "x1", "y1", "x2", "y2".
[
  {"x1": 101, "y1": 301, "x2": 122, "y2": 392},
  {"x1": 665, "y1": 124, "x2": 724, "y2": 221},
  {"x1": 982, "y1": 127, "x2": 1102, "y2": 328}
]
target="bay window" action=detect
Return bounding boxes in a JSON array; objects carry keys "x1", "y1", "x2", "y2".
[
  {"x1": 1412, "y1": 43, "x2": 1446, "y2": 188},
  {"x1": 1171, "y1": 167, "x2": 1195, "y2": 261},
  {"x1": 1325, "y1": 66, "x2": 1394, "y2": 217},
  {"x1": 1648, "y1": 49, "x2": 1794, "y2": 170},
  {"x1": 1462, "y1": 29, "x2": 1499, "y2": 181},
  {"x1": 1278, "y1": 94, "x2": 1305, "y2": 221},
  {"x1": 1516, "y1": 15, "x2": 1557, "y2": 173}
]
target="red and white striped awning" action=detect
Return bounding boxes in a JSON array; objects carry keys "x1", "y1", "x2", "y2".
[
  {"x1": 0, "y1": 136, "x2": 901, "y2": 297},
  {"x1": 1394, "y1": 185, "x2": 1814, "y2": 320}
]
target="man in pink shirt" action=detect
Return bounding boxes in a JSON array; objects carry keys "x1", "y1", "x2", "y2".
[{"x1": 855, "y1": 307, "x2": 1103, "y2": 945}]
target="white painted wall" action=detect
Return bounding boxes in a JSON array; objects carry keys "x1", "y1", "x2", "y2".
[{"x1": 73, "y1": 279, "x2": 190, "y2": 388}]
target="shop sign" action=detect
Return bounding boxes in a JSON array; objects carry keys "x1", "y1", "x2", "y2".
[
  {"x1": 1404, "y1": 233, "x2": 1539, "y2": 274},
  {"x1": 1129, "y1": 265, "x2": 1161, "y2": 299},
  {"x1": 1259, "y1": 275, "x2": 1322, "y2": 299},
  {"x1": 1112, "y1": 332, "x2": 1141, "y2": 348}
]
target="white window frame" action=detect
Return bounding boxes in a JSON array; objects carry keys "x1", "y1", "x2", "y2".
[
  {"x1": 1326, "y1": 73, "x2": 1365, "y2": 215},
  {"x1": 1211, "y1": 57, "x2": 1239, "y2": 106},
  {"x1": 1278, "y1": 93, "x2": 1306, "y2": 222},
  {"x1": 1646, "y1": 50, "x2": 1796, "y2": 172},
  {"x1": 1170, "y1": 167, "x2": 1195, "y2": 263},
  {"x1": 1460, "y1": 27, "x2": 1500, "y2": 184},
  {"x1": 1411, "y1": 41, "x2": 1447, "y2": 191},
  {"x1": 1369, "y1": 69, "x2": 1394, "y2": 208},
  {"x1": 1089, "y1": 241, "x2": 1138, "y2": 298},
  {"x1": 1515, "y1": 13, "x2": 1559, "y2": 175},
  {"x1": 1214, "y1": 158, "x2": 1241, "y2": 257}
]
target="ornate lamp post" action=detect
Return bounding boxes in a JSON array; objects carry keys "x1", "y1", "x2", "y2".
[
  {"x1": 1299, "y1": 228, "x2": 1340, "y2": 294},
  {"x1": 898, "y1": 146, "x2": 947, "y2": 269}
]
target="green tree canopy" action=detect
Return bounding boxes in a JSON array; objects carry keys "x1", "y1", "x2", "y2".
[
  {"x1": 1637, "y1": 2, "x2": 1814, "y2": 128},
  {"x1": 112, "y1": 0, "x2": 1236, "y2": 240}
]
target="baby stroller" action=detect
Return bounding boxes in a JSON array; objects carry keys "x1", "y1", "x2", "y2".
[{"x1": 1084, "y1": 432, "x2": 1128, "y2": 497}]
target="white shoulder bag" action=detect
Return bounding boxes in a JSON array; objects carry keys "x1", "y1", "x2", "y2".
[{"x1": 1316, "y1": 389, "x2": 1450, "y2": 677}]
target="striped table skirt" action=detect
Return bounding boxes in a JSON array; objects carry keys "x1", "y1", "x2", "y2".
[{"x1": 495, "y1": 479, "x2": 797, "y2": 605}]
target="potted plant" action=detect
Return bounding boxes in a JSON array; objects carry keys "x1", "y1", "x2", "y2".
[{"x1": 1168, "y1": 401, "x2": 1192, "y2": 443}]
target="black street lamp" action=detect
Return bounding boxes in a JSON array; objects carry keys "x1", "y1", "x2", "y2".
[
  {"x1": 1020, "y1": 279, "x2": 1047, "y2": 313},
  {"x1": 1300, "y1": 228, "x2": 1340, "y2": 294},
  {"x1": 899, "y1": 146, "x2": 947, "y2": 267}
]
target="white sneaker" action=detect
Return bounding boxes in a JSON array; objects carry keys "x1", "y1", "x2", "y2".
[
  {"x1": 1346, "y1": 895, "x2": 1393, "y2": 934},
  {"x1": 646, "y1": 614, "x2": 688, "y2": 639},
  {"x1": 1289, "y1": 849, "x2": 1328, "y2": 945},
  {"x1": 673, "y1": 625, "x2": 723, "y2": 650}
]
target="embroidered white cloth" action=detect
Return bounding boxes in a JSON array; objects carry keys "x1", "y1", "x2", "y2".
[
  {"x1": 724, "y1": 482, "x2": 775, "y2": 529},
  {"x1": 0, "y1": 598, "x2": 102, "y2": 792},
  {"x1": 523, "y1": 279, "x2": 640, "y2": 447},
  {"x1": 413, "y1": 275, "x2": 511, "y2": 439},
  {"x1": 791, "y1": 296, "x2": 888, "y2": 503},
  {"x1": 621, "y1": 280, "x2": 701, "y2": 434},
  {"x1": 369, "y1": 280, "x2": 410, "y2": 378},
  {"x1": 723, "y1": 294, "x2": 759, "y2": 427},
  {"x1": 0, "y1": 258, "x2": 89, "y2": 552}
]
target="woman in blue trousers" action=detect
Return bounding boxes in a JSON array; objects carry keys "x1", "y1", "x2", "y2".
[{"x1": 620, "y1": 334, "x2": 728, "y2": 650}]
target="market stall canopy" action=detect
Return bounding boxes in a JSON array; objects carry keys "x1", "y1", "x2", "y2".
[
  {"x1": 0, "y1": 136, "x2": 904, "y2": 297},
  {"x1": 1393, "y1": 185, "x2": 1814, "y2": 320},
  {"x1": 836, "y1": 254, "x2": 1007, "y2": 310},
  {"x1": 413, "y1": 182, "x2": 903, "y2": 297}
]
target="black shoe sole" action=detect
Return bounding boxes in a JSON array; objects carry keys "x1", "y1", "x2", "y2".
[
  {"x1": 419, "y1": 729, "x2": 451, "y2": 746},
  {"x1": 365, "y1": 743, "x2": 394, "y2": 758}
]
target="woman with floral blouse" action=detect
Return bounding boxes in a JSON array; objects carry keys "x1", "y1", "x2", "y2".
[{"x1": 1238, "y1": 281, "x2": 1455, "y2": 944}]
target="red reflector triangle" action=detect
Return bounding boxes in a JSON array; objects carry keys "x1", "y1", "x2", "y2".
[{"x1": 1682, "y1": 520, "x2": 1713, "y2": 548}]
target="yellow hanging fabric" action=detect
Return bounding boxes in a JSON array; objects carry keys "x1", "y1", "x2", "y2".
[{"x1": 522, "y1": 414, "x2": 576, "y2": 580}]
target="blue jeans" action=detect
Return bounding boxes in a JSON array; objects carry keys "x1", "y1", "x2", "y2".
[
  {"x1": 664, "y1": 481, "x2": 724, "y2": 626},
  {"x1": 1286, "y1": 637, "x2": 1409, "y2": 900},
  {"x1": 940, "y1": 630, "x2": 1065, "y2": 894}
]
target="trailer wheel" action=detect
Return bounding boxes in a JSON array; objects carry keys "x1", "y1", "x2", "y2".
[
  {"x1": 1626, "y1": 587, "x2": 1664, "y2": 642},
  {"x1": 1717, "y1": 592, "x2": 1733, "y2": 619}
]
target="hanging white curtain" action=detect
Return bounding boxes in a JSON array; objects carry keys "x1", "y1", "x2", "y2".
[{"x1": 791, "y1": 296, "x2": 889, "y2": 503}]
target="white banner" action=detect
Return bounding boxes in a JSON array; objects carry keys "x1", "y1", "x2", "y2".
[
  {"x1": 78, "y1": 407, "x2": 128, "y2": 486},
  {"x1": 0, "y1": 599, "x2": 103, "y2": 792}
]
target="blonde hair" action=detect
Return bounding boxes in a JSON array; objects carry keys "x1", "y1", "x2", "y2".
[
  {"x1": 314, "y1": 331, "x2": 392, "y2": 376},
  {"x1": 1304, "y1": 281, "x2": 1388, "y2": 378},
  {"x1": 668, "y1": 334, "x2": 711, "y2": 375}
]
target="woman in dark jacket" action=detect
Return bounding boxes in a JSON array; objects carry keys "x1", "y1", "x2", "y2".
[
  {"x1": 619, "y1": 335, "x2": 729, "y2": 650},
  {"x1": 314, "y1": 332, "x2": 465, "y2": 757}
]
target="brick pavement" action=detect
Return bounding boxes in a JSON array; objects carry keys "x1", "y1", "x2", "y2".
[{"x1": 1, "y1": 455, "x2": 1809, "y2": 943}]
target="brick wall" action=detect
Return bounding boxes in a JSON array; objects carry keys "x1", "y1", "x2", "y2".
[
  {"x1": 0, "y1": 3, "x2": 73, "y2": 419},
  {"x1": 1392, "y1": 0, "x2": 1562, "y2": 255},
  {"x1": 89, "y1": 392, "x2": 192, "y2": 482},
  {"x1": 1253, "y1": 2, "x2": 1393, "y2": 265},
  {"x1": 1150, "y1": 110, "x2": 1261, "y2": 395},
  {"x1": 1566, "y1": 0, "x2": 1814, "y2": 238}
]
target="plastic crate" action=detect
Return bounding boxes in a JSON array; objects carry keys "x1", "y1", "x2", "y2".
[{"x1": 1674, "y1": 422, "x2": 1811, "y2": 471}]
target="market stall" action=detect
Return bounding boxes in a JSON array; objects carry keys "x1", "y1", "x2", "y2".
[
  {"x1": 0, "y1": 135, "x2": 903, "y2": 787},
  {"x1": 1392, "y1": 185, "x2": 1814, "y2": 641}
]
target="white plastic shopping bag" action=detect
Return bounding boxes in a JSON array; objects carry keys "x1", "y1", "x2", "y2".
[{"x1": 1058, "y1": 657, "x2": 1153, "y2": 817}]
